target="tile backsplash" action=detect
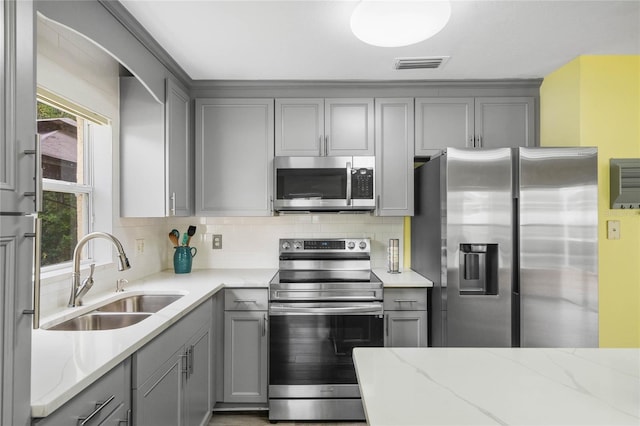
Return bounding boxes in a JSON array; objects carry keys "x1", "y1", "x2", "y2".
[{"x1": 168, "y1": 214, "x2": 405, "y2": 270}]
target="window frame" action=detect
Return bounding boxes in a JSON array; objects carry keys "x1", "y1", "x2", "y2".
[{"x1": 37, "y1": 94, "x2": 108, "y2": 273}]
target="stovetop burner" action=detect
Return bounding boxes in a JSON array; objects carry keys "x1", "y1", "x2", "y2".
[{"x1": 270, "y1": 238, "x2": 382, "y2": 302}]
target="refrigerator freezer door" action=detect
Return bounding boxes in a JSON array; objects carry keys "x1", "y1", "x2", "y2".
[
  {"x1": 446, "y1": 148, "x2": 514, "y2": 347},
  {"x1": 519, "y1": 147, "x2": 598, "y2": 347}
]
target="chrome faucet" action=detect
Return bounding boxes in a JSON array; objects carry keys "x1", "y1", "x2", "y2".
[{"x1": 68, "y1": 232, "x2": 131, "y2": 307}]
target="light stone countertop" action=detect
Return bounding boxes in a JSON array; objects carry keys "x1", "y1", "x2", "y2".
[
  {"x1": 31, "y1": 267, "x2": 429, "y2": 418},
  {"x1": 31, "y1": 268, "x2": 276, "y2": 418},
  {"x1": 373, "y1": 268, "x2": 433, "y2": 287},
  {"x1": 353, "y1": 347, "x2": 640, "y2": 426}
]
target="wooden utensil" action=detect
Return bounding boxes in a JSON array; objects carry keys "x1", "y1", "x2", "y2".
[{"x1": 169, "y1": 229, "x2": 180, "y2": 246}]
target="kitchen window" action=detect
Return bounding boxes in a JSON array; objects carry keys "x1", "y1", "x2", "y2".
[{"x1": 37, "y1": 93, "x2": 110, "y2": 270}]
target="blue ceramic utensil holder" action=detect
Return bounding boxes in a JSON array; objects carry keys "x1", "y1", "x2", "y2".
[{"x1": 174, "y1": 246, "x2": 197, "y2": 274}]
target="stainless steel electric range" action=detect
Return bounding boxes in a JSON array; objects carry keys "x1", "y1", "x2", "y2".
[{"x1": 268, "y1": 238, "x2": 383, "y2": 422}]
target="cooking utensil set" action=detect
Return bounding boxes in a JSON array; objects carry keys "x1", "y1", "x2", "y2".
[{"x1": 169, "y1": 226, "x2": 196, "y2": 247}]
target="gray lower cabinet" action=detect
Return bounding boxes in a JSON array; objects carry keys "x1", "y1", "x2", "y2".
[
  {"x1": 222, "y1": 289, "x2": 268, "y2": 404},
  {"x1": 384, "y1": 288, "x2": 428, "y2": 347},
  {"x1": 32, "y1": 360, "x2": 132, "y2": 426},
  {"x1": 133, "y1": 300, "x2": 212, "y2": 426},
  {"x1": 195, "y1": 98, "x2": 274, "y2": 216}
]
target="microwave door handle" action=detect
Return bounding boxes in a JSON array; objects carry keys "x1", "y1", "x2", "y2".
[{"x1": 346, "y1": 161, "x2": 352, "y2": 206}]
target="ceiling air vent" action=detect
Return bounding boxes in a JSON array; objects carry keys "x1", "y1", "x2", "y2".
[
  {"x1": 393, "y1": 56, "x2": 450, "y2": 70},
  {"x1": 610, "y1": 158, "x2": 640, "y2": 209}
]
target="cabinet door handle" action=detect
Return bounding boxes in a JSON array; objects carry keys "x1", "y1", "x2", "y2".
[
  {"x1": 170, "y1": 192, "x2": 176, "y2": 216},
  {"x1": 345, "y1": 161, "x2": 352, "y2": 206},
  {"x1": 263, "y1": 313, "x2": 268, "y2": 337},
  {"x1": 179, "y1": 353, "x2": 189, "y2": 379},
  {"x1": 318, "y1": 136, "x2": 323, "y2": 156},
  {"x1": 23, "y1": 134, "x2": 43, "y2": 212},
  {"x1": 469, "y1": 136, "x2": 474, "y2": 148},
  {"x1": 77, "y1": 394, "x2": 115, "y2": 425},
  {"x1": 324, "y1": 135, "x2": 328, "y2": 156},
  {"x1": 234, "y1": 299, "x2": 257, "y2": 304},
  {"x1": 187, "y1": 345, "x2": 194, "y2": 375},
  {"x1": 394, "y1": 299, "x2": 418, "y2": 304},
  {"x1": 385, "y1": 314, "x2": 389, "y2": 337},
  {"x1": 23, "y1": 217, "x2": 42, "y2": 329},
  {"x1": 478, "y1": 135, "x2": 482, "y2": 147}
]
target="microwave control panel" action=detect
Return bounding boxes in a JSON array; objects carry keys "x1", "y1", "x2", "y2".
[{"x1": 351, "y1": 168, "x2": 374, "y2": 199}]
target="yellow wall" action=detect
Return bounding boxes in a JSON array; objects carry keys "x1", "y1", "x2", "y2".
[{"x1": 540, "y1": 55, "x2": 640, "y2": 347}]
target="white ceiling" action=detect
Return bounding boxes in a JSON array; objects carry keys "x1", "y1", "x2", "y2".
[{"x1": 120, "y1": 0, "x2": 640, "y2": 81}]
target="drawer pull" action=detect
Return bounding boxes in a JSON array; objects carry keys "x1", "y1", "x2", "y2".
[
  {"x1": 78, "y1": 394, "x2": 115, "y2": 425},
  {"x1": 234, "y1": 299, "x2": 257, "y2": 304},
  {"x1": 394, "y1": 299, "x2": 418, "y2": 303}
]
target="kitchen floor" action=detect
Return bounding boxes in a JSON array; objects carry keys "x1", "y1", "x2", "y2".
[{"x1": 209, "y1": 412, "x2": 367, "y2": 425}]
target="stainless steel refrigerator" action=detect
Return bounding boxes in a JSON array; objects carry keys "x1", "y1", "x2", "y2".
[{"x1": 412, "y1": 147, "x2": 598, "y2": 347}]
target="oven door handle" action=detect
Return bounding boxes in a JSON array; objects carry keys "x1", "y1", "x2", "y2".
[{"x1": 269, "y1": 303, "x2": 383, "y2": 316}]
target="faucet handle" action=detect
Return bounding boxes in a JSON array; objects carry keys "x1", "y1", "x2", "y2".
[
  {"x1": 87, "y1": 263, "x2": 95, "y2": 279},
  {"x1": 116, "y1": 278, "x2": 128, "y2": 292}
]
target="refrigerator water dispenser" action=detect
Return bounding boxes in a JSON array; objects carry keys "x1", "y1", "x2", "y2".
[{"x1": 459, "y1": 244, "x2": 498, "y2": 295}]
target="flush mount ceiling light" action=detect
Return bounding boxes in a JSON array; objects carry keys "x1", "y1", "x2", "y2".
[{"x1": 350, "y1": 0, "x2": 452, "y2": 47}]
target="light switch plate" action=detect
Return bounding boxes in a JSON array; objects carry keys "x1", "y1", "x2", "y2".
[{"x1": 607, "y1": 220, "x2": 621, "y2": 240}]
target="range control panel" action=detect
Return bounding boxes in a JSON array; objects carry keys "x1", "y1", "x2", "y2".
[{"x1": 279, "y1": 238, "x2": 370, "y2": 253}]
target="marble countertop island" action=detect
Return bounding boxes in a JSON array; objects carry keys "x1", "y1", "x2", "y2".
[{"x1": 353, "y1": 347, "x2": 640, "y2": 426}]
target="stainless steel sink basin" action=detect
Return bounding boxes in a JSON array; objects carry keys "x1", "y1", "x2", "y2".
[
  {"x1": 95, "y1": 294, "x2": 183, "y2": 313},
  {"x1": 46, "y1": 312, "x2": 151, "y2": 331}
]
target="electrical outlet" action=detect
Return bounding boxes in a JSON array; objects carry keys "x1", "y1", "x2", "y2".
[
  {"x1": 136, "y1": 238, "x2": 145, "y2": 255},
  {"x1": 213, "y1": 234, "x2": 223, "y2": 249},
  {"x1": 607, "y1": 220, "x2": 621, "y2": 240}
]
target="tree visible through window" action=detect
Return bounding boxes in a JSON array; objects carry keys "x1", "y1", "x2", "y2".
[{"x1": 37, "y1": 100, "x2": 93, "y2": 267}]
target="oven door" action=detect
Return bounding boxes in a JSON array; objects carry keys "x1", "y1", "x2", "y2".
[{"x1": 269, "y1": 302, "x2": 384, "y2": 398}]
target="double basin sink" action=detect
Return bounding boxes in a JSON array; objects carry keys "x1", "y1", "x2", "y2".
[{"x1": 44, "y1": 294, "x2": 184, "y2": 331}]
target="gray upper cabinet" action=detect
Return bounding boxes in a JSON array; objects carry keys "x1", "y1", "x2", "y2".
[
  {"x1": 195, "y1": 98, "x2": 274, "y2": 216},
  {"x1": 415, "y1": 98, "x2": 474, "y2": 156},
  {"x1": 166, "y1": 78, "x2": 193, "y2": 217},
  {"x1": 474, "y1": 97, "x2": 535, "y2": 149},
  {"x1": 325, "y1": 98, "x2": 374, "y2": 156},
  {"x1": 120, "y1": 76, "x2": 165, "y2": 217},
  {"x1": 1, "y1": 0, "x2": 36, "y2": 216},
  {"x1": 275, "y1": 98, "x2": 324, "y2": 156},
  {"x1": 120, "y1": 77, "x2": 192, "y2": 217},
  {"x1": 275, "y1": 98, "x2": 374, "y2": 156},
  {"x1": 415, "y1": 97, "x2": 535, "y2": 156},
  {"x1": 375, "y1": 98, "x2": 414, "y2": 216}
]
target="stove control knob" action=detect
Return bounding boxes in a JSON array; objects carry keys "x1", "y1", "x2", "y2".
[
  {"x1": 281, "y1": 241, "x2": 291, "y2": 250},
  {"x1": 347, "y1": 241, "x2": 356, "y2": 250},
  {"x1": 293, "y1": 241, "x2": 303, "y2": 250},
  {"x1": 359, "y1": 241, "x2": 367, "y2": 250}
]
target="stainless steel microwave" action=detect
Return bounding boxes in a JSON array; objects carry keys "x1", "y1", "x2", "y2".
[{"x1": 274, "y1": 156, "x2": 375, "y2": 212}]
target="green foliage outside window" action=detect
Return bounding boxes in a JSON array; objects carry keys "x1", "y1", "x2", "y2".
[
  {"x1": 38, "y1": 101, "x2": 83, "y2": 266},
  {"x1": 37, "y1": 102, "x2": 74, "y2": 120},
  {"x1": 40, "y1": 191, "x2": 78, "y2": 266}
]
